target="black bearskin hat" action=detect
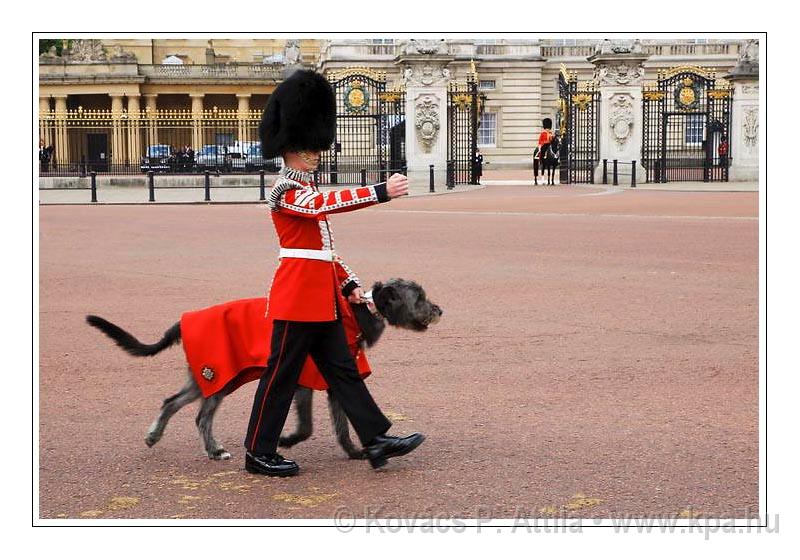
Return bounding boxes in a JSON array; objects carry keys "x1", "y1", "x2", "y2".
[
  {"x1": 259, "y1": 70, "x2": 336, "y2": 158},
  {"x1": 542, "y1": 117, "x2": 553, "y2": 129}
]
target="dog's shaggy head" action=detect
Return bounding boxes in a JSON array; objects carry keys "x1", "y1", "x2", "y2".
[{"x1": 371, "y1": 278, "x2": 443, "y2": 332}]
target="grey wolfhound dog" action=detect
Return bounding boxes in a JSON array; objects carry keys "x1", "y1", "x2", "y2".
[{"x1": 86, "y1": 279, "x2": 442, "y2": 461}]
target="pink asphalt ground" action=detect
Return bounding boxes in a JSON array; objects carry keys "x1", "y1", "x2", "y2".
[{"x1": 39, "y1": 185, "x2": 759, "y2": 520}]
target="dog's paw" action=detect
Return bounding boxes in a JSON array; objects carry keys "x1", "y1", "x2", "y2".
[
  {"x1": 145, "y1": 434, "x2": 159, "y2": 447},
  {"x1": 278, "y1": 436, "x2": 297, "y2": 448},
  {"x1": 209, "y1": 449, "x2": 231, "y2": 460}
]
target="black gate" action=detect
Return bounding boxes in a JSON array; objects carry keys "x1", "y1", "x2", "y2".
[
  {"x1": 556, "y1": 67, "x2": 600, "y2": 184},
  {"x1": 642, "y1": 66, "x2": 733, "y2": 182},
  {"x1": 318, "y1": 69, "x2": 406, "y2": 185},
  {"x1": 447, "y1": 78, "x2": 479, "y2": 186}
]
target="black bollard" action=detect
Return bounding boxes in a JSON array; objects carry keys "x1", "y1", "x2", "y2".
[
  {"x1": 148, "y1": 171, "x2": 155, "y2": 202},
  {"x1": 90, "y1": 171, "x2": 97, "y2": 203},
  {"x1": 631, "y1": 161, "x2": 637, "y2": 188},
  {"x1": 429, "y1": 164, "x2": 435, "y2": 193},
  {"x1": 259, "y1": 170, "x2": 266, "y2": 201},
  {"x1": 612, "y1": 159, "x2": 618, "y2": 186},
  {"x1": 204, "y1": 171, "x2": 211, "y2": 202},
  {"x1": 360, "y1": 168, "x2": 367, "y2": 187},
  {"x1": 602, "y1": 159, "x2": 608, "y2": 185},
  {"x1": 446, "y1": 161, "x2": 454, "y2": 189}
]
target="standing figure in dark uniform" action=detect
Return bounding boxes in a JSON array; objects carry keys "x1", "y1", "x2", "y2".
[
  {"x1": 473, "y1": 149, "x2": 484, "y2": 183},
  {"x1": 244, "y1": 70, "x2": 425, "y2": 477}
]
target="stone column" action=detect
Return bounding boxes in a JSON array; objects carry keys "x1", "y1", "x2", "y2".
[
  {"x1": 53, "y1": 95, "x2": 69, "y2": 170},
  {"x1": 127, "y1": 94, "x2": 142, "y2": 165},
  {"x1": 396, "y1": 43, "x2": 455, "y2": 188},
  {"x1": 110, "y1": 94, "x2": 125, "y2": 166},
  {"x1": 726, "y1": 40, "x2": 759, "y2": 182},
  {"x1": 190, "y1": 93, "x2": 205, "y2": 152},
  {"x1": 588, "y1": 47, "x2": 649, "y2": 184},
  {"x1": 39, "y1": 97, "x2": 53, "y2": 149},
  {"x1": 143, "y1": 93, "x2": 159, "y2": 147},
  {"x1": 236, "y1": 93, "x2": 251, "y2": 144}
]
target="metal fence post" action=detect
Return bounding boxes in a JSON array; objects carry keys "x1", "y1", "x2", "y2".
[
  {"x1": 590, "y1": 164, "x2": 595, "y2": 185},
  {"x1": 259, "y1": 170, "x2": 266, "y2": 201},
  {"x1": 602, "y1": 159, "x2": 608, "y2": 185},
  {"x1": 148, "y1": 171, "x2": 155, "y2": 202},
  {"x1": 360, "y1": 168, "x2": 367, "y2": 187},
  {"x1": 204, "y1": 171, "x2": 211, "y2": 202},
  {"x1": 429, "y1": 164, "x2": 435, "y2": 193},
  {"x1": 612, "y1": 159, "x2": 618, "y2": 186},
  {"x1": 90, "y1": 172, "x2": 97, "y2": 203},
  {"x1": 631, "y1": 161, "x2": 637, "y2": 188}
]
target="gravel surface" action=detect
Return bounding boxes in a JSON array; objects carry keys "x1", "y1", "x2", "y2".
[{"x1": 38, "y1": 185, "x2": 758, "y2": 520}]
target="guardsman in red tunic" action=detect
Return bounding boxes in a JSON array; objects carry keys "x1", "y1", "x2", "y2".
[
  {"x1": 537, "y1": 117, "x2": 554, "y2": 167},
  {"x1": 244, "y1": 70, "x2": 425, "y2": 476}
]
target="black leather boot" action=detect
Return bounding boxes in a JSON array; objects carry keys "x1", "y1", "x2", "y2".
[
  {"x1": 364, "y1": 433, "x2": 426, "y2": 469},
  {"x1": 245, "y1": 451, "x2": 299, "y2": 476}
]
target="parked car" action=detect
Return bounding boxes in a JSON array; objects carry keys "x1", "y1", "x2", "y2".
[
  {"x1": 227, "y1": 142, "x2": 253, "y2": 172},
  {"x1": 239, "y1": 141, "x2": 283, "y2": 172},
  {"x1": 195, "y1": 145, "x2": 231, "y2": 171},
  {"x1": 140, "y1": 144, "x2": 175, "y2": 173}
]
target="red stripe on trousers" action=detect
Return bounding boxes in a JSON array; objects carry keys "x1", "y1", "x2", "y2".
[{"x1": 248, "y1": 323, "x2": 290, "y2": 451}]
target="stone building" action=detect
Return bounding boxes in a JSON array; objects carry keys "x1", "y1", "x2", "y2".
[
  {"x1": 38, "y1": 38, "x2": 757, "y2": 179},
  {"x1": 317, "y1": 38, "x2": 745, "y2": 169}
]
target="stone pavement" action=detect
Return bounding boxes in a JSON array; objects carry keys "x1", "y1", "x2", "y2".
[{"x1": 479, "y1": 169, "x2": 759, "y2": 192}]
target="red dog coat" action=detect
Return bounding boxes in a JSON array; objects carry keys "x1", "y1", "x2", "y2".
[{"x1": 180, "y1": 298, "x2": 371, "y2": 398}]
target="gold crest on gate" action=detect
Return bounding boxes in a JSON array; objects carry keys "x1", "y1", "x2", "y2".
[
  {"x1": 345, "y1": 81, "x2": 369, "y2": 114},
  {"x1": 675, "y1": 77, "x2": 700, "y2": 111}
]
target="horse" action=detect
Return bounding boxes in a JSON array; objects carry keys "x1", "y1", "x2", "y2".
[{"x1": 534, "y1": 135, "x2": 561, "y2": 186}]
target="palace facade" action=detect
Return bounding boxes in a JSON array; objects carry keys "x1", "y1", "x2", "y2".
[{"x1": 38, "y1": 38, "x2": 752, "y2": 173}]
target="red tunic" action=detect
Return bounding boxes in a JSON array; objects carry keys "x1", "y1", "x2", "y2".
[
  {"x1": 265, "y1": 171, "x2": 387, "y2": 321},
  {"x1": 180, "y1": 297, "x2": 371, "y2": 398},
  {"x1": 537, "y1": 129, "x2": 553, "y2": 160}
]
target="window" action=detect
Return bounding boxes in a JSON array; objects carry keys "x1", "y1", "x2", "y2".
[
  {"x1": 479, "y1": 80, "x2": 496, "y2": 91},
  {"x1": 478, "y1": 112, "x2": 497, "y2": 147},
  {"x1": 371, "y1": 39, "x2": 394, "y2": 44},
  {"x1": 685, "y1": 115, "x2": 705, "y2": 145}
]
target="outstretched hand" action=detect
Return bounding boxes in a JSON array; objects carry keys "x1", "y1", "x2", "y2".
[{"x1": 386, "y1": 173, "x2": 409, "y2": 199}]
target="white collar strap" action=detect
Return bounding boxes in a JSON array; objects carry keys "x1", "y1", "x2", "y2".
[{"x1": 280, "y1": 166, "x2": 314, "y2": 183}]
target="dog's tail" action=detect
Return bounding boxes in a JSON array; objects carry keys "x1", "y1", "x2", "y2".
[{"x1": 85, "y1": 315, "x2": 181, "y2": 357}]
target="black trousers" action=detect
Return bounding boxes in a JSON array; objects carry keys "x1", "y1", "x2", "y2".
[{"x1": 245, "y1": 319, "x2": 392, "y2": 455}]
